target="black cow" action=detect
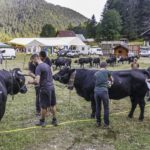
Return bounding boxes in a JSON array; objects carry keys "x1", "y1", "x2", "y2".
[
  {"x1": 53, "y1": 68, "x2": 150, "y2": 121},
  {"x1": 128, "y1": 56, "x2": 139, "y2": 64},
  {"x1": 75, "y1": 57, "x2": 93, "y2": 68},
  {"x1": 106, "y1": 57, "x2": 116, "y2": 66},
  {"x1": 118, "y1": 57, "x2": 128, "y2": 64},
  {"x1": 93, "y1": 58, "x2": 100, "y2": 67},
  {"x1": 52, "y1": 57, "x2": 72, "y2": 69},
  {"x1": 0, "y1": 68, "x2": 27, "y2": 121}
]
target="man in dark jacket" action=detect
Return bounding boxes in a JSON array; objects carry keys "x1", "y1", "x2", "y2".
[
  {"x1": 28, "y1": 54, "x2": 40, "y2": 115},
  {"x1": 94, "y1": 62, "x2": 113, "y2": 128}
]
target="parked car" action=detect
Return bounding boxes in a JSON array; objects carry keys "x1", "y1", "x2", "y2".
[
  {"x1": 57, "y1": 50, "x2": 69, "y2": 57},
  {"x1": 66, "y1": 50, "x2": 80, "y2": 58},
  {"x1": 89, "y1": 47, "x2": 103, "y2": 56},
  {"x1": 79, "y1": 47, "x2": 90, "y2": 55},
  {"x1": 0, "y1": 48, "x2": 16, "y2": 59},
  {"x1": 140, "y1": 47, "x2": 150, "y2": 57},
  {"x1": 128, "y1": 52, "x2": 135, "y2": 57}
]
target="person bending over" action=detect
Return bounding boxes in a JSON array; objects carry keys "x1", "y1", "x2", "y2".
[{"x1": 94, "y1": 62, "x2": 113, "y2": 128}]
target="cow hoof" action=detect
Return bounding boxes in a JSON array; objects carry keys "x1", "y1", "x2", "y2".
[
  {"x1": 128, "y1": 114, "x2": 133, "y2": 119},
  {"x1": 139, "y1": 118, "x2": 144, "y2": 122}
]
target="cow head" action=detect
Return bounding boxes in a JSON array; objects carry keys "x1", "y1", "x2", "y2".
[
  {"x1": 53, "y1": 67, "x2": 75, "y2": 84},
  {"x1": 9, "y1": 68, "x2": 27, "y2": 95}
]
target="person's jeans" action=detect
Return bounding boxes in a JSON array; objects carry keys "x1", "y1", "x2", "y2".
[
  {"x1": 35, "y1": 86, "x2": 40, "y2": 113},
  {"x1": 94, "y1": 90, "x2": 109, "y2": 125}
]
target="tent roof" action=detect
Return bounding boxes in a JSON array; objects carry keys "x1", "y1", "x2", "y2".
[
  {"x1": 76, "y1": 34, "x2": 86, "y2": 42},
  {"x1": 9, "y1": 37, "x2": 86, "y2": 47},
  {"x1": 0, "y1": 42, "x2": 11, "y2": 48},
  {"x1": 9, "y1": 38, "x2": 35, "y2": 46}
]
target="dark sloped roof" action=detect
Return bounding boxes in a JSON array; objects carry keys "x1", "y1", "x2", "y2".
[
  {"x1": 141, "y1": 28, "x2": 150, "y2": 36},
  {"x1": 114, "y1": 44, "x2": 129, "y2": 51},
  {"x1": 57, "y1": 30, "x2": 76, "y2": 37}
]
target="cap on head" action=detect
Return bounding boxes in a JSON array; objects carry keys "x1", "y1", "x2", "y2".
[{"x1": 100, "y1": 62, "x2": 108, "y2": 68}]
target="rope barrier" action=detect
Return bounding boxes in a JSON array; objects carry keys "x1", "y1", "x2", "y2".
[{"x1": 0, "y1": 104, "x2": 150, "y2": 134}]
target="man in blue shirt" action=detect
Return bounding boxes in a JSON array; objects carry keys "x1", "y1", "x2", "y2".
[{"x1": 94, "y1": 62, "x2": 113, "y2": 128}]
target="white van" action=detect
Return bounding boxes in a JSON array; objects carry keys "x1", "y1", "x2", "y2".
[
  {"x1": 0, "y1": 48, "x2": 16, "y2": 59},
  {"x1": 89, "y1": 47, "x2": 103, "y2": 56},
  {"x1": 140, "y1": 47, "x2": 150, "y2": 57}
]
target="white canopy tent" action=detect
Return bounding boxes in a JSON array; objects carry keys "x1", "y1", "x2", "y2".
[{"x1": 9, "y1": 37, "x2": 88, "y2": 54}]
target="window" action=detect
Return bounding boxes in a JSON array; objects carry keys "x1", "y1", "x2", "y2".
[{"x1": 119, "y1": 50, "x2": 122, "y2": 53}]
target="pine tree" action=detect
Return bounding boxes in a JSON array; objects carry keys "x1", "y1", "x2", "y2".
[
  {"x1": 86, "y1": 15, "x2": 97, "y2": 38},
  {"x1": 40, "y1": 24, "x2": 56, "y2": 37},
  {"x1": 100, "y1": 9, "x2": 122, "y2": 40}
]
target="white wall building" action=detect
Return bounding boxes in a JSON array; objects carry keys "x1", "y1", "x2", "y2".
[{"x1": 9, "y1": 37, "x2": 88, "y2": 54}]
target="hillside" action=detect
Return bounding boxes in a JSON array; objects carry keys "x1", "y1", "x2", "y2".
[
  {"x1": 103, "y1": 0, "x2": 150, "y2": 40},
  {"x1": 0, "y1": 0, "x2": 87, "y2": 41}
]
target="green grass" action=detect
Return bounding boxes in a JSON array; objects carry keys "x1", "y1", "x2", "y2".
[{"x1": 0, "y1": 54, "x2": 150, "y2": 150}]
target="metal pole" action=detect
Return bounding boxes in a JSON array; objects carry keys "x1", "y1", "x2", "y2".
[
  {"x1": 5, "y1": 59, "x2": 7, "y2": 70},
  {"x1": 23, "y1": 53, "x2": 27, "y2": 69},
  {"x1": 69, "y1": 90, "x2": 72, "y2": 111}
]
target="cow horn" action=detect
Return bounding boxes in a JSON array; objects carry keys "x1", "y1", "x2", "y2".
[
  {"x1": 17, "y1": 71, "x2": 29, "y2": 76},
  {"x1": 17, "y1": 71, "x2": 24, "y2": 75}
]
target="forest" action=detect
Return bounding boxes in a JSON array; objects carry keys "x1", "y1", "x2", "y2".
[{"x1": 0, "y1": 0, "x2": 87, "y2": 41}]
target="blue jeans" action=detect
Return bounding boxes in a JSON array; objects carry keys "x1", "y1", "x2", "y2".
[{"x1": 94, "y1": 90, "x2": 109, "y2": 125}]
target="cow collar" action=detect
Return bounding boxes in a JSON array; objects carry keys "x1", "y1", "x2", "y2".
[
  {"x1": 10, "y1": 70, "x2": 21, "y2": 96},
  {"x1": 68, "y1": 70, "x2": 76, "y2": 88}
]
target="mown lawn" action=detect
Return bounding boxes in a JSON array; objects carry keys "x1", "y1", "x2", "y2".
[{"x1": 0, "y1": 54, "x2": 150, "y2": 150}]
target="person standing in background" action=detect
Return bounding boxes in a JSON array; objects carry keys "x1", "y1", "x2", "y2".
[{"x1": 131, "y1": 58, "x2": 139, "y2": 69}]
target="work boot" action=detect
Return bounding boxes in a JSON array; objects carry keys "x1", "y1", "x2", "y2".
[
  {"x1": 103, "y1": 124, "x2": 109, "y2": 129},
  {"x1": 51, "y1": 118, "x2": 58, "y2": 126},
  {"x1": 36, "y1": 119, "x2": 46, "y2": 127},
  {"x1": 96, "y1": 122, "x2": 101, "y2": 127}
]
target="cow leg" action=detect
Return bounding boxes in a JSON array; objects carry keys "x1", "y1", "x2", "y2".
[
  {"x1": 90, "y1": 62, "x2": 92, "y2": 67},
  {"x1": 91, "y1": 99, "x2": 96, "y2": 118},
  {"x1": 128, "y1": 97, "x2": 138, "y2": 118},
  {"x1": 0, "y1": 97, "x2": 7, "y2": 121},
  {"x1": 138, "y1": 99, "x2": 145, "y2": 121}
]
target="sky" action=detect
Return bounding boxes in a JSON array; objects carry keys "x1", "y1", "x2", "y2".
[{"x1": 45, "y1": 0, "x2": 107, "y2": 21}]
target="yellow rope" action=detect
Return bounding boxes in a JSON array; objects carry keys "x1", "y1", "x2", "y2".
[{"x1": 0, "y1": 104, "x2": 150, "y2": 134}]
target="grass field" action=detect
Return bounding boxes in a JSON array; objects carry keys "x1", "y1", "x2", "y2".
[{"x1": 0, "y1": 54, "x2": 150, "y2": 150}]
